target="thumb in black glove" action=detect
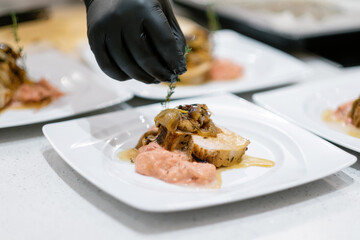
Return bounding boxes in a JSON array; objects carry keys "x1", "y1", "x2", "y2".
[{"x1": 84, "y1": 0, "x2": 187, "y2": 84}]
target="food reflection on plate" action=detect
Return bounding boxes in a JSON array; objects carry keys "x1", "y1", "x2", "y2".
[
  {"x1": 0, "y1": 43, "x2": 63, "y2": 114},
  {"x1": 119, "y1": 104, "x2": 274, "y2": 188},
  {"x1": 323, "y1": 96, "x2": 360, "y2": 138},
  {"x1": 177, "y1": 17, "x2": 243, "y2": 85}
]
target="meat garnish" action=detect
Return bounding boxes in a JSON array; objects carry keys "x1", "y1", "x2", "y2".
[
  {"x1": 134, "y1": 104, "x2": 250, "y2": 185},
  {"x1": 0, "y1": 85, "x2": 12, "y2": 109},
  {"x1": 349, "y1": 97, "x2": 360, "y2": 127},
  {"x1": 333, "y1": 97, "x2": 360, "y2": 127},
  {"x1": 154, "y1": 104, "x2": 220, "y2": 137},
  {"x1": 0, "y1": 43, "x2": 27, "y2": 92},
  {"x1": 177, "y1": 18, "x2": 243, "y2": 84},
  {"x1": 0, "y1": 43, "x2": 28, "y2": 109}
]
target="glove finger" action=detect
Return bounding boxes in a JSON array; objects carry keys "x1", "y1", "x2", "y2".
[
  {"x1": 143, "y1": 10, "x2": 187, "y2": 75},
  {"x1": 123, "y1": 29, "x2": 178, "y2": 83},
  {"x1": 158, "y1": 0, "x2": 186, "y2": 56},
  {"x1": 89, "y1": 34, "x2": 130, "y2": 80},
  {"x1": 106, "y1": 34, "x2": 159, "y2": 84}
]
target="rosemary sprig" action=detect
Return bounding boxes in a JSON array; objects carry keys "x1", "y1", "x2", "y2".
[
  {"x1": 184, "y1": 45, "x2": 192, "y2": 57},
  {"x1": 162, "y1": 46, "x2": 192, "y2": 108},
  {"x1": 206, "y1": 3, "x2": 221, "y2": 31},
  {"x1": 10, "y1": 12, "x2": 26, "y2": 70},
  {"x1": 11, "y1": 12, "x2": 23, "y2": 56}
]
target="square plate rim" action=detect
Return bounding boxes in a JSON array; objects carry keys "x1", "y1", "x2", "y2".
[
  {"x1": 0, "y1": 49, "x2": 134, "y2": 128},
  {"x1": 43, "y1": 93, "x2": 356, "y2": 212},
  {"x1": 253, "y1": 73, "x2": 360, "y2": 152},
  {"x1": 252, "y1": 70, "x2": 360, "y2": 152}
]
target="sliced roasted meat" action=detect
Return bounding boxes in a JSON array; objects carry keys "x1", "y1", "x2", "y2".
[
  {"x1": 0, "y1": 43, "x2": 27, "y2": 91},
  {"x1": 0, "y1": 84, "x2": 11, "y2": 109},
  {"x1": 137, "y1": 104, "x2": 250, "y2": 168},
  {"x1": 349, "y1": 98, "x2": 360, "y2": 127},
  {"x1": 156, "y1": 126, "x2": 194, "y2": 157},
  {"x1": 192, "y1": 127, "x2": 250, "y2": 167}
]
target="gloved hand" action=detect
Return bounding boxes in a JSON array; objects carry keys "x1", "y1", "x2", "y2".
[{"x1": 84, "y1": 0, "x2": 187, "y2": 84}]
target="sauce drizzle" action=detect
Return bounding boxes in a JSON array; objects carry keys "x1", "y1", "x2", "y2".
[
  {"x1": 117, "y1": 148, "x2": 138, "y2": 163},
  {"x1": 214, "y1": 155, "x2": 275, "y2": 188},
  {"x1": 118, "y1": 149, "x2": 275, "y2": 188},
  {"x1": 322, "y1": 109, "x2": 360, "y2": 138}
]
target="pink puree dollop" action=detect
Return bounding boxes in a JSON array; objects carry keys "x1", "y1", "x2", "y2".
[
  {"x1": 135, "y1": 142, "x2": 216, "y2": 185},
  {"x1": 209, "y1": 59, "x2": 243, "y2": 81},
  {"x1": 333, "y1": 101, "x2": 353, "y2": 125}
]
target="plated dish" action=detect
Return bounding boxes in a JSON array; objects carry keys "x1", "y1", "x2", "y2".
[
  {"x1": 80, "y1": 29, "x2": 308, "y2": 100},
  {"x1": 126, "y1": 103, "x2": 274, "y2": 187},
  {"x1": 0, "y1": 43, "x2": 63, "y2": 113},
  {"x1": 0, "y1": 48, "x2": 133, "y2": 128},
  {"x1": 177, "y1": 17, "x2": 243, "y2": 85},
  {"x1": 253, "y1": 72, "x2": 360, "y2": 152},
  {"x1": 43, "y1": 93, "x2": 355, "y2": 212},
  {"x1": 323, "y1": 96, "x2": 360, "y2": 138}
]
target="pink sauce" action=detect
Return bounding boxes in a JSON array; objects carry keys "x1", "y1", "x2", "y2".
[
  {"x1": 333, "y1": 100, "x2": 353, "y2": 125},
  {"x1": 209, "y1": 59, "x2": 243, "y2": 81},
  {"x1": 13, "y1": 78, "x2": 63, "y2": 103},
  {"x1": 135, "y1": 142, "x2": 216, "y2": 185}
]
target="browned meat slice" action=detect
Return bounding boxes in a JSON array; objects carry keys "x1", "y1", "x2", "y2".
[
  {"x1": 156, "y1": 126, "x2": 194, "y2": 157},
  {"x1": 349, "y1": 98, "x2": 360, "y2": 127},
  {"x1": 192, "y1": 127, "x2": 250, "y2": 167},
  {"x1": 0, "y1": 43, "x2": 26, "y2": 91},
  {"x1": 135, "y1": 126, "x2": 158, "y2": 149},
  {"x1": 0, "y1": 84, "x2": 12, "y2": 109}
]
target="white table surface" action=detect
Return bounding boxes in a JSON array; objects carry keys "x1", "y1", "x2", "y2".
[{"x1": 1, "y1": 54, "x2": 360, "y2": 240}]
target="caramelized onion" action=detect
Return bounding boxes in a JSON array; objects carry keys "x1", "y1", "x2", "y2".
[
  {"x1": 197, "y1": 121, "x2": 218, "y2": 137},
  {"x1": 154, "y1": 104, "x2": 219, "y2": 137},
  {"x1": 154, "y1": 109, "x2": 181, "y2": 132}
]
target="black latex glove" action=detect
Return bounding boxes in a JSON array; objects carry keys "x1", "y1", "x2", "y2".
[{"x1": 84, "y1": 0, "x2": 187, "y2": 84}]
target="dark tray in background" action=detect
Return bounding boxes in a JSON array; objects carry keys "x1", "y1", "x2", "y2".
[
  {"x1": 0, "y1": 8, "x2": 48, "y2": 27},
  {"x1": 174, "y1": 0, "x2": 360, "y2": 67}
]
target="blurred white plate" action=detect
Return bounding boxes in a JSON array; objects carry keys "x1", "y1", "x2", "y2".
[
  {"x1": 80, "y1": 30, "x2": 309, "y2": 100},
  {"x1": 43, "y1": 93, "x2": 355, "y2": 212},
  {"x1": 253, "y1": 71, "x2": 360, "y2": 152},
  {"x1": 0, "y1": 49, "x2": 133, "y2": 128},
  {"x1": 176, "y1": 0, "x2": 360, "y2": 38}
]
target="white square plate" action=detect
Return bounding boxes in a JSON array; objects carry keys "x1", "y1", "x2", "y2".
[
  {"x1": 80, "y1": 30, "x2": 309, "y2": 100},
  {"x1": 0, "y1": 49, "x2": 133, "y2": 128},
  {"x1": 253, "y1": 71, "x2": 360, "y2": 152},
  {"x1": 43, "y1": 93, "x2": 355, "y2": 212}
]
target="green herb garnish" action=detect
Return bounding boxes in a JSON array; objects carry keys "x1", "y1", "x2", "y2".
[
  {"x1": 11, "y1": 12, "x2": 26, "y2": 69},
  {"x1": 206, "y1": 4, "x2": 221, "y2": 31},
  {"x1": 162, "y1": 46, "x2": 192, "y2": 108},
  {"x1": 184, "y1": 45, "x2": 192, "y2": 57},
  {"x1": 11, "y1": 12, "x2": 23, "y2": 56}
]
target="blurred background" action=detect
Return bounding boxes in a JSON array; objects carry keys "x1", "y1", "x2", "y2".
[
  {"x1": 0, "y1": 0, "x2": 75, "y2": 15},
  {"x1": 1, "y1": 0, "x2": 360, "y2": 67},
  {"x1": 173, "y1": 0, "x2": 360, "y2": 67}
]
